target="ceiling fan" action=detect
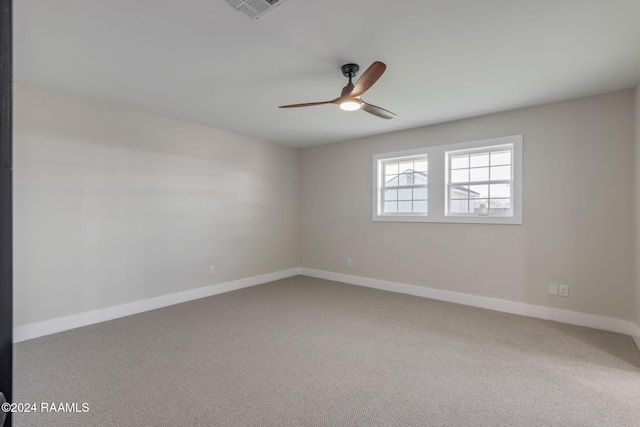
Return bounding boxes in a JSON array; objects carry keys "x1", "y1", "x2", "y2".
[{"x1": 279, "y1": 61, "x2": 396, "y2": 119}]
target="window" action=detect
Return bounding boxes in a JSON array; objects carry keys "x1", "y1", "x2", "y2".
[
  {"x1": 373, "y1": 135, "x2": 522, "y2": 224},
  {"x1": 379, "y1": 155, "x2": 428, "y2": 215},
  {"x1": 446, "y1": 145, "x2": 514, "y2": 217}
]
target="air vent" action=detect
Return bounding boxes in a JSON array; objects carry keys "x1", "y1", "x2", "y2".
[{"x1": 221, "y1": 0, "x2": 288, "y2": 20}]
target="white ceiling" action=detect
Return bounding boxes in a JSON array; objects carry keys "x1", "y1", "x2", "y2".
[{"x1": 13, "y1": 0, "x2": 640, "y2": 148}]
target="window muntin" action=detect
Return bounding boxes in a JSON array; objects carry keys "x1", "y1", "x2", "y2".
[
  {"x1": 379, "y1": 155, "x2": 428, "y2": 215},
  {"x1": 446, "y1": 145, "x2": 514, "y2": 216}
]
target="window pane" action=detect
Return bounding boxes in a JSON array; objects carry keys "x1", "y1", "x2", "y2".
[
  {"x1": 399, "y1": 173, "x2": 415, "y2": 186},
  {"x1": 470, "y1": 153, "x2": 489, "y2": 167},
  {"x1": 489, "y1": 198, "x2": 511, "y2": 213},
  {"x1": 413, "y1": 172, "x2": 428, "y2": 185},
  {"x1": 398, "y1": 161, "x2": 413, "y2": 173},
  {"x1": 472, "y1": 199, "x2": 489, "y2": 213},
  {"x1": 450, "y1": 186, "x2": 469, "y2": 199},
  {"x1": 470, "y1": 167, "x2": 489, "y2": 182},
  {"x1": 489, "y1": 183, "x2": 510, "y2": 198},
  {"x1": 384, "y1": 175, "x2": 399, "y2": 187},
  {"x1": 450, "y1": 199, "x2": 470, "y2": 213},
  {"x1": 451, "y1": 155, "x2": 469, "y2": 169},
  {"x1": 414, "y1": 160, "x2": 428, "y2": 172},
  {"x1": 379, "y1": 155, "x2": 429, "y2": 215},
  {"x1": 490, "y1": 165, "x2": 511, "y2": 181},
  {"x1": 413, "y1": 187, "x2": 427, "y2": 200},
  {"x1": 398, "y1": 188, "x2": 412, "y2": 200},
  {"x1": 469, "y1": 184, "x2": 488, "y2": 198},
  {"x1": 490, "y1": 150, "x2": 511, "y2": 166},
  {"x1": 384, "y1": 162, "x2": 399, "y2": 175},
  {"x1": 398, "y1": 201, "x2": 412, "y2": 212},
  {"x1": 451, "y1": 169, "x2": 469, "y2": 183},
  {"x1": 384, "y1": 201, "x2": 397, "y2": 213},
  {"x1": 413, "y1": 200, "x2": 427, "y2": 212}
]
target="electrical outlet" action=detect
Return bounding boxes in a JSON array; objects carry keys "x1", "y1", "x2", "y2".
[
  {"x1": 346, "y1": 258, "x2": 352, "y2": 267},
  {"x1": 559, "y1": 284, "x2": 569, "y2": 297},
  {"x1": 209, "y1": 266, "x2": 215, "y2": 275},
  {"x1": 548, "y1": 283, "x2": 558, "y2": 295}
]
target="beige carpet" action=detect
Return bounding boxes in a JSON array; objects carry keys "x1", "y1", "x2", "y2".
[{"x1": 13, "y1": 275, "x2": 640, "y2": 426}]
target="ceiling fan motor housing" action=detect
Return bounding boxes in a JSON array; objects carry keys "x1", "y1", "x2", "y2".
[{"x1": 341, "y1": 63, "x2": 359, "y2": 78}]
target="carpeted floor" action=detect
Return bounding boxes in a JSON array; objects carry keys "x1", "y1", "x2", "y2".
[{"x1": 13, "y1": 275, "x2": 640, "y2": 426}]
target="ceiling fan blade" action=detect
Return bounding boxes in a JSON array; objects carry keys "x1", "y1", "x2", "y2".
[
  {"x1": 279, "y1": 99, "x2": 339, "y2": 108},
  {"x1": 361, "y1": 101, "x2": 396, "y2": 119},
  {"x1": 350, "y1": 61, "x2": 386, "y2": 97}
]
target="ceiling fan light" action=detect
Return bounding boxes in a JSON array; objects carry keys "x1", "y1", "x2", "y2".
[{"x1": 340, "y1": 100, "x2": 361, "y2": 111}]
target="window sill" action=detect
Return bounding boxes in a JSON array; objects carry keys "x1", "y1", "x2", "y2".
[{"x1": 373, "y1": 213, "x2": 522, "y2": 224}]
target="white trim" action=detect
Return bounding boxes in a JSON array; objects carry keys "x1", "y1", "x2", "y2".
[
  {"x1": 300, "y1": 268, "x2": 639, "y2": 337},
  {"x1": 13, "y1": 268, "x2": 301, "y2": 343}
]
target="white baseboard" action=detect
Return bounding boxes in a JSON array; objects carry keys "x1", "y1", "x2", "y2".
[
  {"x1": 14, "y1": 267, "x2": 640, "y2": 350},
  {"x1": 300, "y1": 268, "x2": 640, "y2": 338},
  {"x1": 13, "y1": 268, "x2": 301, "y2": 343}
]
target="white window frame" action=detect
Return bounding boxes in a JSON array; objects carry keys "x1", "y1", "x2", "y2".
[
  {"x1": 374, "y1": 149, "x2": 429, "y2": 220},
  {"x1": 373, "y1": 135, "x2": 522, "y2": 224},
  {"x1": 445, "y1": 144, "x2": 514, "y2": 218}
]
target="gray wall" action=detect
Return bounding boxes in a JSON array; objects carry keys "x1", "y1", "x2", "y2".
[
  {"x1": 300, "y1": 90, "x2": 635, "y2": 321},
  {"x1": 14, "y1": 82, "x2": 639, "y2": 330},
  {"x1": 13, "y1": 82, "x2": 301, "y2": 327}
]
